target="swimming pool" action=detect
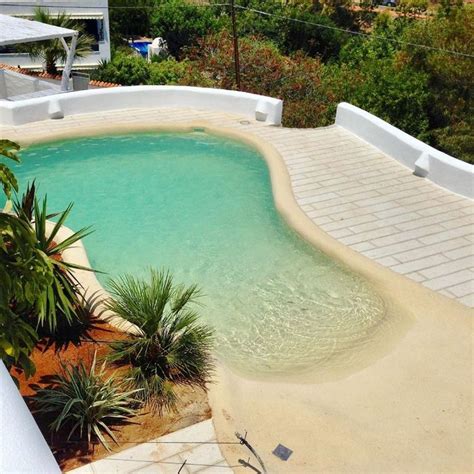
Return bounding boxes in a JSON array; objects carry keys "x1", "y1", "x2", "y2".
[{"x1": 12, "y1": 132, "x2": 390, "y2": 376}]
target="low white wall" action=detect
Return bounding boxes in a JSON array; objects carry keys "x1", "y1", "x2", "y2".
[
  {"x1": 336, "y1": 102, "x2": 473, "y2": 199},
  {"x1": 0, "y1": 361, "x2": 61, "y2": 473},
  {"x1": 0, "y1": 70, "x2": 60, "y2": 99},
  {"x1": 0, "y1": 85, "x2": 283, "y2": 126}
]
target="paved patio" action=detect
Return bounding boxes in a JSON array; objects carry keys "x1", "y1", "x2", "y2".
[
  {"x1": 68, "y1": 419, "x2": 233, "y2": 473},
  {"x1": 2, "y1": 107, "x2": 472, "y2": 306}
]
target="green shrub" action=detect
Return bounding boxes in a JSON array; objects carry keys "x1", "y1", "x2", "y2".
[
  {"x1": 92, "y1": 51, "x2": 150, "y2": 85},
  {"x1": 149, "y1": 57, "x2": 189, "y2": 85},
  {"x1": 105, "y1": 269, "x2": 214, "y2": 412},
  {"x1": 0, "y1": 140, "x2": 20, "y2": 200},
  {"x1": 1, "y1": 142, "x2": 95, "y2": 379},
  {"x1": 35, "y1": 353, "x2": 140, "y2": 450},
  {"x1": 431, "y1": 122, "x2": 474, "y2": 164},
  {"x1": 350, "y1": 60, "x2": 430, "y2": 138},
  {"x1": 149, "y1": 0, "x2": 224, "y2": 57}
]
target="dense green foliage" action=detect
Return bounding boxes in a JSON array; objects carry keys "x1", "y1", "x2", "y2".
[
  {"x1": 105, "y1": 269, "x2": 214, "y2": 412},
  {"x1": 34, "y1": 353, "x2": 140, "y2": 450},
  {"x1": 95, "y1": 50, "x2": 150, "y2": 85},
  {"x1": 102, "y1": 0, "x2": 473, "y2": 162},
  {"x1": 0, "y1": 142, "x2": 95, "y2": 379}
]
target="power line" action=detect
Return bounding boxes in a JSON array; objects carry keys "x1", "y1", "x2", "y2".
[
  {"x1": 1, "y1": 3, "x2": 471, "y2": 58},
  {"x1": 234, "y1": 4, "x2": 474, "y2": 59},
  {"x1": 0, "y1": 2, "x2": 229, "y2": 9}
]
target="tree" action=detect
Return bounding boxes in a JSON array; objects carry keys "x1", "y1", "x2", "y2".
[
  {"x1": 109, "y1": 0, "x2": 155, "y2": 46},
  {"x1": 22, "y1": 8, "x2": 93, "y2": 75},
  {"x1": 397, "y1": 5, "x2": 473, "y2": 159},
  {"x1": 149, "y1": 0, "x2": 224, "y2": 57}
]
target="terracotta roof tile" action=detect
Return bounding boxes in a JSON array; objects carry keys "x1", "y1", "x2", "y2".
[{"x1": 0, "y1": 63, "x2": 121, "y2": 88}]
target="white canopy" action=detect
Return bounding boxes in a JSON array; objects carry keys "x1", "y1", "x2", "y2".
[
  {"x1": 0, "y1": 14, "x2": 78, "y2": 92},
  {"x1": 0, "y1": 14, "x2": 76, "y2": 46}
]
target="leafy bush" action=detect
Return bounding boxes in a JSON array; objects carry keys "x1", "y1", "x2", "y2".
[
  {"x1": 349, "y1": 60, "x2": 430, "y2": 138},
  {"x1": 0, "y1": 212, "x2": 43, "y2": 378},
  {"x1": 1, "y1": 142, "x2": 95, "y2": 378},
  {"x1": 0, "y1": 140, "x2": 20, "y2": 200},
  {"x1": 149, "y1": 57, "x2": 189, "y2": 85},
  {"x1": 92, "y1": 51, "x2": 150, "y2": 85},
  {"x1": 35, "y1": 353, "x2": 140, "y2": 450},
  {"x1": 231, "y1": 0, "x2": 347, "y2": 59},
  {"x1": 105, "y1": 269, "x2": 214, "y2": 412},
  {"x1": 149, "y1": 0, "x2": 224, "y2": 57},
  {"x1": 431, "y1": 122, "x2": 474, "y2": 164}
]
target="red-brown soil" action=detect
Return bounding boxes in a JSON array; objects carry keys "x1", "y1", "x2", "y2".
[{"x1": 13, "y1": 323, "x2": 211, "y2": 472}]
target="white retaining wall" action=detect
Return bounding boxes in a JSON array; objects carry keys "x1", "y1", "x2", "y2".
[
  {"x1": 336, "y1": 102, "x2": 473, "y2": 199},
  {"x1": 0, "y1": 85, "x2": 283, "y2": 126},
  {"x1": 0, "y1": 361, "x2": 61, "y2": 473}
]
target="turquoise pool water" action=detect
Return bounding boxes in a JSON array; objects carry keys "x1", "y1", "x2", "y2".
[{"x1": 11, "y1": 132, "x2": 387, "y2": 376}]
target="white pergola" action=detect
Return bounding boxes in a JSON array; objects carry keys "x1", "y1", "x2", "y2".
[{"x1": 0, "y1": 14, "x2": 78, "y2": 91}]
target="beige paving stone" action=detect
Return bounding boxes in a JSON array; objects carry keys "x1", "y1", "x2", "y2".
[
  {"x1": 419, "y1": 257, "x2": 474, "y2": 280},
  {"x1": 390, "y1": 254, "x2": 450, "y2": 275},
  {"x1": 394, "y1": 238, "x2": 470, "y2": 263},
  {"x1": 458, "y1": 294, "x2": 474, "y2": 306},
  {"x1": 423, "y1": 269, "x2": 474, "y2": 291},
  {"x1": 447, "y1": 280, "x2": 474, "y2": 298}
]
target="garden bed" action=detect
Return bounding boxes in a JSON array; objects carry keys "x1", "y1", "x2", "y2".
[{"x1": 13, "y1": 322, "x2": 211, "y2": 472}]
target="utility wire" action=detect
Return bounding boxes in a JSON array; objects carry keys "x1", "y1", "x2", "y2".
[
  {"x1": 1, "y1": 1, "x2": 472, "y2": 58},
  {"x1": 233, "y1": 4, "x2": 474, "y2": 59}
]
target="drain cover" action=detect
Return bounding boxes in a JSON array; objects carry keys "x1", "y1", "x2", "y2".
[{"x1": 272, "y1": 444, "x2": 293, "y2": 461}]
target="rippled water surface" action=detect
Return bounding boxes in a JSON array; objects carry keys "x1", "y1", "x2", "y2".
[{"x1": 12, "y1": 132, "x2": 387, "y2": 375}]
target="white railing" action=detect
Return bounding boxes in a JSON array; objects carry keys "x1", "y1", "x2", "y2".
[
  {"x1": 0, "y1": 85, "x2": 283, "y2": 126},
  {"x1": 336, "y1": 102, "x2": 473, "y2": 198}
]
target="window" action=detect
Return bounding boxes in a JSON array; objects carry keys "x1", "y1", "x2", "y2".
[{"x1": 83, "y1": 19, "x2": 104, "y2": 52}]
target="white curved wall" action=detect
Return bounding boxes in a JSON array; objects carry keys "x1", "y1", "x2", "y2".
[
  {"x1": 0, "y1": 85, "x2": 283, "y2": 126},
  {"x1": 336, "y1": 102, "x2": 473, "y2": 198},
  {"x1": 0, "y1": 361, "x2": 60, "y2": 473}
]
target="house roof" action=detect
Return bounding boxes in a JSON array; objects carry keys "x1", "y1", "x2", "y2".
[{"x1": 0, "y1": 14, "x2": 76, "y2": 46}]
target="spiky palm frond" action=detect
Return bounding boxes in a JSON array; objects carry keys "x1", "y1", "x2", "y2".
[
  {"x1": 105, "y1": 269, "x2": 214, "y2": 412},
  {"x1": 34, "y1": 352, "x2": 140, "y2": 451},
  {"x1": 21, "y1": 8, "x2": 94, "y2": 74}
]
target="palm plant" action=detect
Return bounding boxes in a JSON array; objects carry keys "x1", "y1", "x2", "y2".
[
  {"x1": 40, "y1": 291, "x2": 105, "y2": 351},
  {"x1": 34, "y1": 352, "x2": 140, "y2": 450},
  {"x1": 105, "y1": 269, "x2": 214, "y2": 412},
  {"x1": 31, "y1": 196, "x2": 93, "y2": 331},
  {"x1": 13, "y1": 188, "x2": 94, "y2": 332},
  {"x1": 21, "y1": 8, "x2": 94, "y2": 75}
]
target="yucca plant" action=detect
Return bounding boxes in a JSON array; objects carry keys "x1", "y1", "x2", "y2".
[
  {"x1": 105, "y1": 269, "x2": 214, "y2": 412},
  {"x1": 34, "y1": 352, "x2": 140, "y2": 451},
  {"x1": 14, "y1": 189, "x2": 93, "y2": 332},
  {"x1": 40, "y1": 291, "x2": 105, "y2": 351}
]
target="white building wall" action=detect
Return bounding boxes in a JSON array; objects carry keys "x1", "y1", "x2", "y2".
[
  {"x1": 0, "y1": 361, "x2": 61, "y2": 473},
  {"x1": 0, "y1": 0, "x2": 111, "y2": 69}
]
